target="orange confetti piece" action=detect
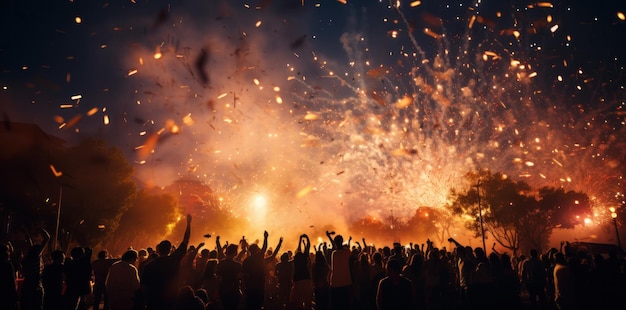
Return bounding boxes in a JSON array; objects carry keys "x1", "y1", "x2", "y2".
[
  {"x1": 64, "y1": 114, "x2": 83, "y2": 129},
  {"x1": 423, "y1": 28, "x2": 441, "y2": 39},
  {"x1": 296, "y1": 185, "x2": 313, "y2": 198},
  {"x1": 138, "y1": 133, "x2": 159, "y2": 160},
  {"x1": 304, "y1": 112, "x2": 320, "y2": 120},
  {"x1": 86, "y1": 107, "x2": 98, "y2": 116},
  {"x1": 396, "y1": 95, "x2": 413, "y2": 108},
  {"x1": 50, "y1": 165, "x2": 63, "y2": 177},
  {"x1": 535, "y1": 2, "x2": 553, "y2": 8}
]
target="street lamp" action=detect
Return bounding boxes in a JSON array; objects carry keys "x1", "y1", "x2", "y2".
[
  {"x1": 54, "y1": 185, "x2": 63, "y2": 251},
  {"x1": 475, "y1": 180, "x2": 486, "y2": 254},
  {"x1": 609, "y1": 207, "x2": 622, "y2": 251}
]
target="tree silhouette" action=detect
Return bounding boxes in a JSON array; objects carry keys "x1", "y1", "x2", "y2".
[
  {"x1": 106, "y1": 188, "x2": 180, "y2": 255},
  {"x1": 450, "y1": 170, "x2": 538, "y2": 255},
  {"x1": 450, "y1": 170, "x2": 592, "y2": 255},
  {"x1": 52, "y1": 138, "x2": 136, "y2": 248}
]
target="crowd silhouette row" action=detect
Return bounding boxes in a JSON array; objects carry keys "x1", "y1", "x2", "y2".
[{"x1": 1, "y1": 215, "x2": 624, "y2": 310}]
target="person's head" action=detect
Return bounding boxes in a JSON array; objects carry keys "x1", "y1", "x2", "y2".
[
  {"x1": 386, "y1": 258, "x2": 403, "y2": 277},
  {"x1": 501, "y1": 253, "x2": 511, "y2": 268},
  {"x1": 474, "y1": 247, "x2": 485, "y2": 259},
  {"x1": 138, "y1": 249, "x2": 148, "y2": 258},
  {"x1": 280, "y1": 252, "x2": 290, "y2": 263},
  {"x1": 225, "y1": 244, "x2": 238, "y2": 257},
  {"x1": 555, "y1": 253, "x2": 567, "y2": 266},
  {"x1": 373, "y1": 252, "x2": 383, "y2": 264},
  {"x1": 315, "y1": 251, "x2": 327, "y2": 265},
  {"x1": 204, "y1": 259, "x2": 218, "y2": 275},
  {"x1": 249, "y1": 244, "x2": 260, "y2": 255},
  {"x1": 122, "y1": 249, "x2": 138, "y2": 263},
  {"x1": 97, "y1": 250, "x2": 108, "y2": 259},
  {"x1": 333, "y1": 235, "x2": 344, "y2": 248},
  {"x1": 530, "y1": 249, "x2": 538, "y2": 258},
  {"x1": 70, "y1": 246, "x2": 85, "y2": 259},
  {"x1": 157, "y1": 240, "x2": 172, "y2": 256},
  {"x1": 489, "y1": 252, "x2": 501, "y2": 266},
  {"x1": 51, "y1": 250, "x2": 65, "y2": 263},
  {"x1": 200, "y1": 249, "x2": 210, "y2": 258},
  {"x1": 195, "y1": 289, "x2": 209, "y2": 305}
]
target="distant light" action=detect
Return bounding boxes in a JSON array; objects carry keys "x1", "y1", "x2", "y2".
[{"x1": 75, "y1": 16, "x2": 82, "y2": 24}]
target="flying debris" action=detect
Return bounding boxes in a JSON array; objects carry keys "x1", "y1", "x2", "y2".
[{"x1": 195, "y1": 48, "x2": 210, "y2": 86}]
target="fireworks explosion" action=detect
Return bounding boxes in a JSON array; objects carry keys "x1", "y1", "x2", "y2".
[{"x1": 3, "y1": 0, "x2": 625, "y2": 246}]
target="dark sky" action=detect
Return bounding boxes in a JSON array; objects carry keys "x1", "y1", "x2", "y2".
[{"x1": 1, "y1": 0, "x2": 626, "y2": 233}]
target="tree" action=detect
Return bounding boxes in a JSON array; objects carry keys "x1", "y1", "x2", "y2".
[
  {"x1": 537, "y1": 187, "x2": 592, "y2": 229},
  {"x1": 0, "y1": 125, "x2": 138, "y2": 249},
  {"x1": 450, "y1": 170, "x2": 593, "y2": 255},
  {"x1": 53, "y1": 138, "x2": 136, "y2": 248},
  {"x1": 105, "y1": 188, "x2": 180, "y2": 255},
  {"x1": 405, "y1": 207, "x2": 452, "y2": 247},
  {"x1": 450, "y1": 170, "x2": 541, "y2": 255}
]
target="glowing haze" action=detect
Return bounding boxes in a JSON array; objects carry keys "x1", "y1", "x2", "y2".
[{"x1": 3, "y1": 0, "x2": 625, "y2": 246}]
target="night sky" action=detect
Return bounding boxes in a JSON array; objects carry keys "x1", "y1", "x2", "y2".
[{"x1": 1, "y1": 0, "x2": 626, "y2": 240}]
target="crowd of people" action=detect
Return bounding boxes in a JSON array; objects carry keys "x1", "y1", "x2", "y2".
[{"x1": 1, "y1": 214, "x2": 625, "y2": 310}]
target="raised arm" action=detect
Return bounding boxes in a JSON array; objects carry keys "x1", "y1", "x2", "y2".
[
  {"x1": 325, "y1": 230, "x2": 336, "y2": 249},
  {"x1": 268, "y1": 237, "x2": 283, "y2": 261},
  {"x1": 40, "y1": 228, "x2": 50, "y2": 254},
  {"x1": 179, "y1": 214, "x2": 192, "y2": 251},
  {"x1": 491, "y1": 242, "x2": 500, "y2": 256},
  {"x1": 261, "y1": 231, "x2": 269, "y2": 254},
  {"x1": 297, "y1": 235, "x2": 304, "y2": 253},
  {"x1": 216, "y1": 236, "x2": 225, "y2": 260},
  {"x1": 303, "y1": 234, "x2": 311, "y2": 254},
  {"x1": 448, "y1": 237, "x2": 464, "y2": 249}
]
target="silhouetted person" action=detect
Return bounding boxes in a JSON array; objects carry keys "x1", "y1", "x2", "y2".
[
  {"x1": 327, "y1": 231, "x2": 352, "y2": 310},
  {"x1": 242, "y1": 231, "x2": 270, "y2": 310},
  {"x1": 376, "y1": 258, "x2": 415, "y2": 309},
  {"x1": 521, "y1": 249, "x2": 547, "y2": 309},
  {"x1": 402, "y1": 251, "x2": 425, "y2": 309},
  {"x1": 217, "y1": 243, "x2": 242, "y2": 310},
  {"x1": 140, "y1": 214, "x2": 192, "y2": 310},
  {"x1": 180, "y1": 242, "x2": 205, "y2": 289},
  {"x1": 312, "y1": 250, "x2": 330, "y2": 310},
  {"x1": 42, "y1": 250, "x2": 65, "y2": 310},
  {"x1": 20, "y1": 228, "x2": 50, "y2": 310},
  {"x1": 553, "y1": 253, "x2": 575, "y2": 310},
  {"x1": 0, "y1": 242, "x2": 18, "y2": 310},
  {"x1": 275, "y1": 252, "x2": 293, "y2": 307},
  {"x1": 291, "y1": 234, "x2": 313, "y2": 309},
  {"x1": 199, "y1": 259, "x2": 220, "y2": 309},
  {"x1": 92, "y1": 250, "x2": 116, "y2": 310},
  {"x1": 64, "y1": 246, "x2": 93, "y2": 310},
  {"x1": 195, "y1": 249, "x2": 211, "y2": 288},
  {"x1": 106, "y1": 249, "x2": 140, "y2": 310}
]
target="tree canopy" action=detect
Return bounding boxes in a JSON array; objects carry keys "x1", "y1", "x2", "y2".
[{"x1": 449, "y1": 170, "x2": 592, "y2": 255}]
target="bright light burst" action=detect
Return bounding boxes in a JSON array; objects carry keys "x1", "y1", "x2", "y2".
[{"x1": 32, "y1": 0, "x2": 623, "y2": 243}]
